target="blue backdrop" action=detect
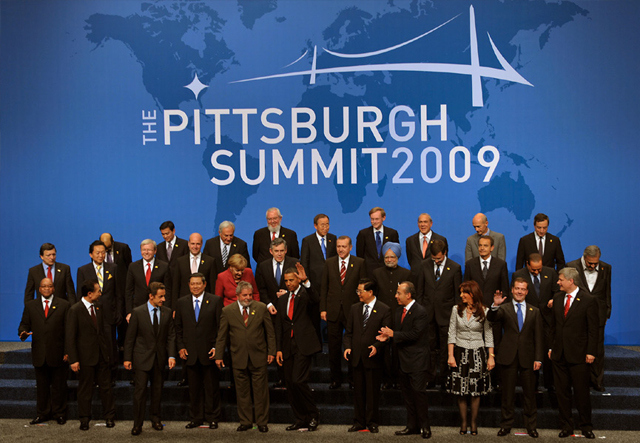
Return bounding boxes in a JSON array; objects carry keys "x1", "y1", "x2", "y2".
[{"x1": 1, "y1": 0, "x2": 638, "y2": 343}]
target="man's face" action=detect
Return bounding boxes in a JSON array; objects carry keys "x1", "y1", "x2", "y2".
[
  {"x1": 40, "y1": 249, "x2": 56, "y2": 266},
  {"x1": 527, "y1": 260, "x2": 542, "y2": 277},
  {"x1": 478, "y1": 238, "x2": 494, "y2": 259},
  {"x1": 238, "y1": 288, "x2": 253, "y2": 307},
  {"x1": 357, "y1": 283, "x2": 375, "y2": 304},
  {"x1": 140, "y1": 244, "x2": 156, "y2": 261},
  {"x1": 230, "y1": 266, "x2": 244, "y2": 281},
  {"x1": 395, "y1": 283, "x2": 411, "y2": 306},
  {"x1": 266, "y1": 210, "x2": 282, "y2": 229},
  {"x1": 534, "y1": 220, "x2": 549, "y2": 238},
  {"x1": 189, "y1": 277, "x2": 205, "y2": 296},
  {"x1": 314, "y1": 217, "x2": 330, "y2": 237},
  {"x1": 39, "y1": 278, "x2": 54, "y2": 298},
  {"x1": 557, "y1": 274, "x2": 574, "y2": 292},
  {"x1": 336, "y1": 238, "x2": 352, "y2": 259},
  {"x1": 512, "y1": 281, "x2": 528, "y2": 303},
  {"x1": 188, "y1": 234, "x2": 203, "y2": 255},
  {"x1": 99, "y1": 234, "x2": 112, "y2": 249},
  {"x1": 219, "y1": 226, "x2": 234, "y2": 245},
  {"x1": 417, "y1": 214, "x2": 432, "y2": 234},
  {"x1": 149, "y1": 289, "x2": 166, "y2": 308},
  {"x1": 87, "y1": 283, "x2": 102, "y2": 303},
  {"x1": 160, "y1": 228, "x2": 175, "y2": 242},
  {"x1": 90, "y1": 245, "x2": 106, "y2": 265},
  {"x1": 472, "y1": 215, "x2": 488, "y2": 236},
  {"x1": 432, "y1": 251, "x2": 445, "y2": 266},
  {"x1": 370, "y1": 211, "x2": 385, "y2": 230},
  {"x1": 284, "y1": 273, "x2": 300, "y2": 293},
  {"x1": 384, "y1": 250, "x2": 398, "y2": 268},
  {"x1": 584, "y1": 255, "x2": 600, "y2": 271},
  {"x1": 270, "y1": 244, "x2": 287, "y2": 262}
]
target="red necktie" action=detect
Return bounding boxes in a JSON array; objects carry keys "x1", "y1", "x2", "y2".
[
  {"x1": 271, "y1": 231, "x2": 276, "y2": 241},
  {"x1": 401, "y1": 307, "x2": 407, "y2": 323},
  {"x1": 243, "y1": 307, "x2": 249, "y2": 326},
  {"x1": 564, "y1": 294, "x2": 572, "y2": 317},
  {"x1": 44, "y1": 300, "x2": 49, "y2": 318},
  {"x1": 90, "y1": 304, "x2": 98, "y2": 328},
  {"x1": 288, "y1": 293, "x2": 295, "y2": 337},
  {"x1": 145, "y1": 263, "x2": 151, "y2": 285},
  {"x1": 47, "y1": 266, "x2": 52, "y2": 280},
  {"x1": 340, "y1": 260, "x2": 346, "y2": 285}
]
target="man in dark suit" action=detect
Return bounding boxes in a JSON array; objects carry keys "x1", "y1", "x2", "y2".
[
  {"x1": 203, "y1": 220, "x2": 250, "y2": 272},
  {"x1": 174, "y1": 273, "x2": 223, "y2": 429},
  {"x1": 172, "y1": 233, "x2": 217, "y2": 298},
  {"x1": 417, "y1": 240, "x2": 462, "y2": 388},
  {"x1": 275, "y1": 264, "x2": 321, "y2": 431},
  {"x1": 464, "y1": 235, "x2": 510, "y2": 308},
  {"x1": 344, "y1": 278, "x2": 391, "y2": 433},
  {"x1": 516, "y1": 213, "x2": 566, "y2": 271},
  {"x1": 377, "y1": 281, "x2": 431, "y2": 439},
  {"x1": 465, "y1": 213, "x2": 506, "y2": 262},
  {"x1": 124, "y1": 282, "x2": 176, "y2": 435},
  {"x1": 488, "y1": 278, "x2": 544, "y2": 438},
  {"x1": 356, "y1": 206, "x2": 400, "y2": 278},
  {"x1": 255, "y1": 238, "x2": 299, "y2": 315},
  {"x1": 320, "y1": 236, "x2": 366, "y2": 389},
  {"x1": 125, "y1": 239, "x2": 171, "y2": 321},
  {"x1": 512, "y1": 253, "x2": 558, "y2": 391},
  {"x1": 66, "y1": 279, "x2": 116, "y2": 430},
  {"x1": 100, "y1": 233, "x2": 132, "y2": 348},
  {"x1": 405, "y1": 213, "x2": 448, "y2": 276},
  {"x1": 567, "y1": 245, "x2": 611, "y2": 392},
  {"x1": 548, "y1": 267, "x2": 598, "y2": 439},
  {"x1": 155, "y1": 221, "x2": 188, "y2": 267},
  {"x1": 252, "y1": 207, "x2": 299, "y2": 265},
  {"x1": 216, "y1": 281, "x2": 276, "y2": 433},
  {"x1": 19, "y1": 277, "x2": 70, "y2": 425},
  {"x1": 77, "y1": 240, "x2": 121, "y2": 379},
  {"x1": 24, "y1": 243, "x2": 76, "y2": 304}
]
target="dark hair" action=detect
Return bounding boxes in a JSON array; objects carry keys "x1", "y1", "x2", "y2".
[
  {"x1": 456, "y1": 280, "x2": 486, "y2": 322},
  {"x1": 39, "y1": 243, "x2": 56, "y2": 256},
  {"x1": 429, "y1": 239, "x2": 447, "y2": 256},
  {"x1": 314, "y1": 213, "x2": 329, "y2": 225},
  {"x1": 149, "y1": 282, "x2": 165, "y2": 296},
  {"x1": 189, "y1": 272, "x2": 206, "y2": 284},
  {"x1": 337, "y1": 235, "x2": 352, "y2": 245},
  {"x1": 159, "y1": 221, "x2": 175, "y2": 231},
  {"x1": 81, "y1": 279, "x2": 100, "y2": 298},
  {"x1": 270, "y1": 237, "x2": 287, "y2": 249},
  {"x1": 527, "y1": 253, "x2": 542, "y2": 264},
  {"x1": 511, "y1": 276, "x2": 529, "y2": 289},
  {"x1": 478, "y1": 235, "x2": 494, "y2": 246},
  {"x1": 89, "y1": 240, "x2": 106, "y2": 254},
  {"x1": 399, "y1": 281, "x2": 416, "y2": 300},
  {"x1": 533, "y1": 213, "x2": 549, "y2": 225},
  {"x1": 358, "y1": 278, "x2": 377, "y2": 295}
]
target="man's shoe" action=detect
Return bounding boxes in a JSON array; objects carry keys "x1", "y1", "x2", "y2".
[
  {"x1": 80, "y1": 422, "x2": 90, "y2": 431},
  {"x1": 273, "y1": 380, "x2": 285, "y2": 388},
  {"x1": 558, "y1": 430, "x2": 573, "y2": 438},
  {"x1": 369, "y1": 425, "x2": 379, "y2": 433},
  {"x1": 348, "y1": 424, "x2": 365, "y2": 432},
  {"x1": 30, "y1": 416, "x2": 48, "y2": 425},
  {"x1": 528, "y1": 429, "x2": 539, "y2": 438},
  {"x1": 237, "y1": 424, "x2": 252, "y2": 431},
  {"x1": 177, "y1": 379, "x2": 188, "y2": 387},
  {"x1": 106, "y1": 419, "x2": 115, "y2": 428},
  {"x1": 497, "y1": 428, "x2": 511, "y2": 436},
  {"x1": 56, "y1": 417, "x2": 66, "y2": 425},
  {"x1": 328, "y1": 381, "x2": 341, "y2": 389},
  {"x1": 152, "y1": 422, "x2": 163, "y2": 431},
  {"x1": 422, "y1": 427, "x2": 432, "y2": 439},
  {"x1": 286, "y1": 422, "x2": 305, "y2": 431},
  {"x1": 395, "y1": 427, "x2": 420, "y2": 435},
  {"x1": 209, "y1": 421, "x2": 218, "y2": 429},
  {"x1": 308, "y1": 418, "x2": 319, "y2": 431},
  {"x1": 185, "y1": 421, "x2": 203, "y2": 429},
  {"x1": 593, "y1": 385, "x2": 605, "y2": 392},
  {"x1": 131, "y1": 427, "x2": 141, "y2": 435},
  {"x1": 258, "y1": 425, "x2": 269, "y2": 433},
  {"x1": 583, "y1": 431, "x2": 596, "y2": 439}
]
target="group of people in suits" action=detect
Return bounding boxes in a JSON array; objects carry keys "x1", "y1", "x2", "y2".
[{"x1": 18, "y1": 207, "x2": 610, "y2": 439}]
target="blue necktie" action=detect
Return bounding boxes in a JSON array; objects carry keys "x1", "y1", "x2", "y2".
[
  {"x1": 275, "y1": 261, "x2": 281, "y2": 284},
  {"x1": 194, "y1": 299, "x2": 200, "y2": 322},
  {"x1": 363, "y1": 305, "x2": 370, "y2": 329},
  {"x1": 321, "y1": 237, "x2": 327, "y2": 259},
  {"x1": 516, "y1": 303, "x2": 523, "y2": 331},
  {"x1": 375, "y1": 231, "x2": 382, "y2": 257},
  {"x1": 533, "y1": 275, "x2": 540, "y2": 296}
]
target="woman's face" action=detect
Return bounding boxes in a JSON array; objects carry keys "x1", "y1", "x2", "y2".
[
  {"x1": 230, "y1": 266, "x2": 244, "y2": 281},
  {"x1": 460, "y1": 290, "x2": 472, "y2": 305}
]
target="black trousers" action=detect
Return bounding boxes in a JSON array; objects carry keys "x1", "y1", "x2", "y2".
[
  {"x1": 499, "y1": 359, "x2": 537, "y2": 430},
  {"x1": 399, "y1": 369, "x2": 430, "y2": 430},
  {"x1": 132, "y1": 357, "x2": 165, "y2": 427},
  {"x1": 327, "y1": 308, "x2": 352, "y2": 384},
  {"x1": 77, "y1": 354, "x2": 115, "y2": 423},
  {"x1": 283, "y1": 338, "x2": 318, "y2": 424},
  {"x1": 427, "y1": 323, "x2": 449, "y2": 385},
  {"x1": 186, "y1": 362, "x2": 221, "y2": 423},
  {"x1": 553, "y1": 354, "x2": 592, "y2": 433},
  {"x1": 34, "y1": 363, "x2": 68, "y2": 419},
  {"x1": 590, "y1": 325, "x2": 606, "y2": 387},
  {"x1": 352, "y1": 360, "x2": 382, "y2": 427}
]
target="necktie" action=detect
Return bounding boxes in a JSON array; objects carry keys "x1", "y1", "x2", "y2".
[
  {"x1": 375, "y1": 231, "x2": 382, "y2": 258},
  {"x1": 321, "y1": 237, "x2": 326, "y2": 259},
  {"x1": 516, "y1": 303, "x2": 524, "y2": 331},
  {"x1": 422, "y1": 235, "x2": 428, "y2": 258},
  {"x1": 96, "y1": 265, "x2": 103, "y2": 289},
  {"x1": 167, "y1": 242, "x2": 173, "y2": 261},
  {"x1": 222, "y1": 245, "x2": 229, "y2": 268},
  {"x1": 191, "y1": 256, "x2": 198, "y2": 274},
  {"x1": 288, "y1": 294, "x2": 295, "y2": 337},
  {"x1": 47, "y1": 266, "x2": 52, "y2": 280},
  {"x1": 145, "y1": 263, "x2": 151, "y2": 285},
  {"x1": 90, "y1": 304, "x2": 97, "y2": 328},
  {"x1": 435, "y1": 265, "x2": 441, "y2": 281},
  {"x1": 44, "y1": 300, "x2": 49, "y2": 318},
  {"x1": 271, "y1": 231, "x2": 276, "y2": 241},
  {"x1": 363, "y1": 305, "x2": 370, "y2": 329},
  {"x1": 538, "y1": 237, "x2": 544, "y2": 256},
  {"x1": 340, "y1": 260, "x2": 346, "y2": 285},
  {"x1": 194, "y1": 299, "x2": 200, "y2": 322},
  {"x1": 153, "y1": 307, "x2": 159, "y2": 336},
  {"x1": 275, "y1": 261, "x2": 282, "y2": 284},
  {"x1": 401, "y1": 307, "x2": 407, "y2": 323},
  {"x1": 533, "y1": 275, "x2": 540, "y2": 296},
  {"x1": 106, "y1": 251, "x2": 113, "y2": 263},
  {"x1": 564, "y1": 294, "x2": 572, "y2": 317},
  {"x1": 482, "y1": 260, "x2": 488, "y2": 279},
  {"x1": 243, "y1": 306, "x2": 249, "y2": 326}
]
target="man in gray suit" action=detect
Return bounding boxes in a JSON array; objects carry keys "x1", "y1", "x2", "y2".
[{"x1": 465, "y1": 213, "x2": 506, "y2": 262}]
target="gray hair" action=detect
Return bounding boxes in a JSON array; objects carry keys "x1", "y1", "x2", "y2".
[
  {"x1": 559, "y1": 267, "x2": 579, "y2": 283},
  {"x1": 140, "y1": 239, "x2": 157, "y2": 248},
  {"x1": 583, "y1": 245, "x2": 601, "y2": 258},
  {"x1": 218, "y1": 220, "x2": 235, "y2": 232},
  {"x1": 266, "y1": 207, "x2": 282, "y2": 218},
  {"x1": 236, "y1": 280, "x2": 253, "y2": 295}
]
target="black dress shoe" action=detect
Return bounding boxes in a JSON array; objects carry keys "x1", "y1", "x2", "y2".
[
  {"x1": 209, "y1": 421, "x2": 218, "y2": 429},
  {"x1": 328, "y1": 381, "x2": 341, "y2": 389},
  {"x1": 258, "y1": 425, "x2": 269, "y2": 433},
  {"x1": 286, "y1": 422, "x2": 304, "y2": 431},
  {"x1": 237, "y1": 424, "x2": 252, "y2": 431},
  {"x1": 528, "y1": 429, "x2": 539, "y2": 438},
  {"x1": 558, "y1": 430, "x2": 573, "y2": 438},
  {"x1": 106, "y1": 419, "x2": 115, "y2": 428},
  {"x1": 56, "y1": 417, "x2": 66, "y2": 425},
  {"x1": 152, "y1": 422, "x2": 163, "y2": 431},
  {"x1": 395, "y1": 427, "x2": 420, "y2": 435},
  {"x1": 80, "y1": 422, "x2": 90, "y2": 431},
  {"x1": 308, "y1": 418, "x2": 318, "y2": 431},
  {"x1": 177, "y1": 379, "x2": 188, "y2": 387},
  {"x1": 583, "y1": 431, "x2": 595, "y2": 439},
  {"x1": 131, "y1": 427, "x2": 142, "y2": 435},
  {"x1": 185, "y1": 421, "x2": 203, "y2": 429},
  {"x1": 421, "y1": 427, "x2": 432, "y2": 439},
  {"x1": 30, "y1": 416, "x2": 48, "y2": 425},
  {"x1": 369, "y1": 425, "x2": 379, "y2": 433},
  {"x1": 497, "y1": 428, "x2": 511, "y2": 436},
  {"x1": 348, "y1": 424, "x2": 365, "y2": 432}
]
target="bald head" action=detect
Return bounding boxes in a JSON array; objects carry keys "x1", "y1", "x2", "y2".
[
  {"x1": 188, "y1": 233, "x2": 203, "y2": 255},
  {"x1": 472, "y1": 213, "x2": 489, "y2": 236},
  {"x1": 99, "y1": 233, "x2": 113, "y2": 248}
]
